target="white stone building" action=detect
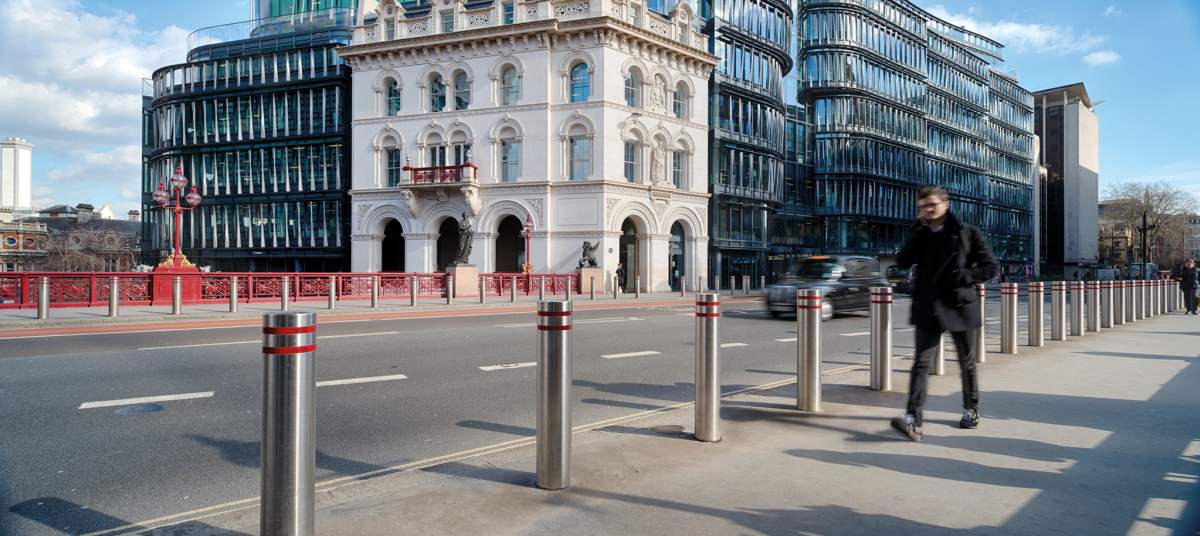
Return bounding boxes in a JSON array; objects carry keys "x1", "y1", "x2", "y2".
[
  {"x1": 0, "y1": 138, "x2": 33, "y2": 213},
  {"x1": 340, "y1": 0, "x2": 717, "y2": 292}
]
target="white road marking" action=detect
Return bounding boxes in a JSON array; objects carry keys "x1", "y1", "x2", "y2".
[
  {"x1": 602, "y1": 350, "x2": 661, "y2": 359},
  {"x1": 138, "y1": 340, "x2": 256, "y2": 351},
  {"x1": 316, "y1": 374, "x2": 408, "y2": 387},
  {"x1": 479, "y1": 361, "x2": 537, "y2": 371},
  {"x1": 321, "y1": 331, "x2": 400, "y2": 340},
  {"x1": 985, "y1": 321, "x2": 1000, "y2": 325},
  {"x1": 896, "y1": 328, "x2": 915, "y2": 333},
  {"x1": 79, "y1": 391, "x2": 214, "y2": 410},
  {"x1": 775, "y1": 337, "x2": 797, "y2": 342},
  {"x1": 720, "y1": 342, "x2": 748, "y2": 348},
  {"x1": 840, "y1": 331, "x2": 869, "y2": 337},
  {"x1": 495, "y1": 316, "x2": 642, "y2": 328}
]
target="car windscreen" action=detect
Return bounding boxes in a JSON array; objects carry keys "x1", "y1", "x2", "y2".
[{"x1": 794, "y1": 260, "x2": 839, "y2": 279}]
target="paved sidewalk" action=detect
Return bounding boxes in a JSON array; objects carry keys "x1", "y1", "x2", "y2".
[{"x1": 131, "y1": 311, "x2": 1200, "y2": 536}]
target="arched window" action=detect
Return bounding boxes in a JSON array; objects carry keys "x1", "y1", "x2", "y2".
[
  {"x1": 385, "y1": 78, "x2": 401, "y2": 116},
  {"x1": 453, "y1": 72, "x2": 471, "y2": 110},
  {"x1": 386, "y1": 148, "x2": 404, "y2": 186},
  {"x1": 450, "y1": 130, "x2": 472, "y2": 165},
  {"x1": 569, "y1": 62, "x2": 590, "y2": 103},
  {"x1": 623, "y1": 140, "x2": 639, "y2": 182},
  {"x1": 671, "y1": 149, "x2": 684, "y2": 188},
  {"x1": 565, "y1": 123, "x2": 591, "y2": 180},
  {"x1": 624, "y1": 69, "x2": 642, "y2": 107},
  {"x1": 673, "y1": 81, "x2": 688, "y2": 119},
  {"x1": 427, "y1": 132, "x2": 447, "y2": 167},
  {"x1": 429, "y1": 73, "x2": 446, "y2": 112},
  {"x1": 500, "y1": 66, "x2": 520, "y2": 105},
  {"x1": 498, "y1": 127, "x2": 521, "y2": 182}
]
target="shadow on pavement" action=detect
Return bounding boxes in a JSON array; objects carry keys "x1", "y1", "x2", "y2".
[
  {"x1": 1073, "y1": 350, "x2": 1196, "y2": 361},
  {"x1": 184, "y1": 435, "x2": 386, "y2": 477},
  {"x1": 456, "y1": 420, "x2": 535, "y2": 437},
  {"x1": 419, "y1": 461, "x2": 533, "y2": 488},
  {"x1": 7, "y1": 497, "x2": 250, "y2": 536}
]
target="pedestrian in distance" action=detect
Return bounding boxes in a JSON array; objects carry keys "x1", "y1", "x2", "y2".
[
  {"x1": 616, "y1": 262, "x2": 626, "y2": 293},
  {"x1": 1175, "y1": 258, "x2": 1199, "y2": 315},
  {"x1": 890, "y1": 186, "x2": 999, "y2": 441}
]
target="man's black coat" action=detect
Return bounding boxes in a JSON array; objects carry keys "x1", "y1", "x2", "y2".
[{"x1": 895, "y1": 211, "x2": 999, "y2": 332}]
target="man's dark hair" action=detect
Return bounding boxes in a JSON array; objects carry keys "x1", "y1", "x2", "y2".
[{"x1": 918, "y1": 185, "x2": 950, "y2": 201}]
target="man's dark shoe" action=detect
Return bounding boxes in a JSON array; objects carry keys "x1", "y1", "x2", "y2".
[
  {"x1": 891, "y1": 415, "x2": 922, "y2": 441},
  {"x1": 959, "y1": 408, "x2": 980, "y2": 429}
]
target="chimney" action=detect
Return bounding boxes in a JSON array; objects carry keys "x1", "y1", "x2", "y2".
[
  {"x1": 128, "y1": 210, "x2": 140, "y2": 222},
  {"x1": 75, "y1": 203, "x2": 94, "y2": 223}
]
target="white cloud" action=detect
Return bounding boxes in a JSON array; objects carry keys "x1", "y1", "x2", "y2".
[
  {"x1": 0, "y1": 0, "x2": 188, "y2": 215},
  {"x1": 1083, "y1": 50, "x2": 1121, "y2": 66},
  {"x1": 925, "y1": 4, "x2": 1106, "y2": 54},
  {"x1": 1104, "y1": 5, "x2": 1122, "y2": 17}
]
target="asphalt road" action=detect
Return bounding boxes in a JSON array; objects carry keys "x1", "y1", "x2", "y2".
[{"x1": 0, "y1": 295, "x2": 1039, "y2": 535}]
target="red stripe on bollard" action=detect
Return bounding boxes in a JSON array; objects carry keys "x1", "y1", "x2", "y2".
[
  {"x1": 696, "y1": 301, "x2": 721, "y2": 306},
  {"x1": 263, "y1": 326, "x2": 316, "y2": 335},
  {"x1": 263, "y1": 344, "x2": 317, "y2": 355},
  {"x1": 695, "y1": 312, "x2": 721, "y2": 318},
  {"x1": 536, "y1": 311, "x2": 572, "y2": 317},
  {"x1": 536, "y1": 325, "x2": 572, "y2": 331}
]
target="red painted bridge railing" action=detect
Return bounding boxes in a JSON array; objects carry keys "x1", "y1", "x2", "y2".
[{"x1": 480, "y1": 273, "x2": 578, "y2": 297}]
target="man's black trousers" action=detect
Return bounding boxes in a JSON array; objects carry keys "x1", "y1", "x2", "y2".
[{"x1": 907, "y1": 324, "x2": 980, "y2": 426}]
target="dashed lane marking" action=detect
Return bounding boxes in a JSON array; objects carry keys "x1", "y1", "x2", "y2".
[
  {"x1": 494, "y1": 316, "x2": 642, "y2": 328},
  {"x1": 479, "y1": 362, "x2": 537, "y2": 371},
  {"x1": 840, "y1": 331, "x2": 870, "y2": 337},
  {"x1": 137, "y1": 331, "x2": 400, "y2": 351},
  {"x1": 601, "y1": 350, "x2": 661, "y2": 359},
  {"x1": 720, "y1": 342, "x2": 748, "y2": 348},
  {"x1": 79, "y1": 391, "x2": 214, "y2": 410},
  {"x1": 775, "y1": 337, "x2": 797, "y2": 342},
  {"x1": 316, "y1": 374, "x2": 408, "y2": 387}
]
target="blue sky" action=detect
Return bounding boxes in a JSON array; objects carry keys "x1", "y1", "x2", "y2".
[{"x1": 0, "y1": 0, "x2": 1196, "y2": 216}]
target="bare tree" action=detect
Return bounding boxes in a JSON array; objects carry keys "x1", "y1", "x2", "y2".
[{"x1": 1103, "y1": 180, "x2": 1199, "y2": 271}]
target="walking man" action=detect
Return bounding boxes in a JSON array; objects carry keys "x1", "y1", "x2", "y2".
[
  {"x1": 891, "y1": 186, "x2": 998, "y2": 441},
  {"x1": 616, "y1": 262, "x2": 627, "y2": 293},
  {"x1": 1175, "y1": 259, "x2": 1199, "y2": 315}
]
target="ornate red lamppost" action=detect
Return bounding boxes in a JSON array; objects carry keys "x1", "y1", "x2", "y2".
[
  {"x1": 521, "y1": 214, "x2": 533, "y2": 273},
  {"x1": 153, "y1": 163, "x2": 203, "y2": 268}
]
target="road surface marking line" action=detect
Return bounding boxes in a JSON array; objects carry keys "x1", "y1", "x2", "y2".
[
  {"x1": 602, "y1": 350, "x2": 661, "y2": 359},
  {"x1": 138, "y1": 340, "x2": 258, "y2": 351},
  {"x1": 775, "y1": 337, "x2": 797, "y2": 342},
  {"x1": 896, "y1": 328, "x2": 914, "y2": 333},
  {"x1": 320, "y1": 331, "x2": 400, "y2": 340},
  {"x1": 479, "y1": 362, "x2": 537, "y2": 371},
  {"x1": 79, "y1": 391, "x2": 214, "y2": 410},
  {"x1": 316, "y1": 374, "x2": 408, "y2": 387},
  {"x1": 720, "y1": 342, "x2": 748, "y2": 348},
  {"x1": 495, "y1": 316, "x2": 642, "y2": 328},
  {"x1": 840, "y1": 331, "x2": 870, "y2": 337}
]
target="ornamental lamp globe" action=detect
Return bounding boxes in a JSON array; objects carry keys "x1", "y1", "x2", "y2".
[
  {"x1": 185, "y1": 187, "x2": 202, "y2": 206},
  {"x1": 169, "y1": 165, "x2": 189, "y2": 191},
  {"x1": 152, "y1": 184, "x2": 170, "y2": 205}
]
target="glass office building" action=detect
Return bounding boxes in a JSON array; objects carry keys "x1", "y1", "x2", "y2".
[
  {"x1": 796, "y1": 0, "x2": 1037, "y2": 275},
  {"x1": 141, "y1": 5, "x2": 355, "y2": 271}
]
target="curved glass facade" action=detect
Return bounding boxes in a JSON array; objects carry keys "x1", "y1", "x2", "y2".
[
  {"x1": 708, "y1": 0, "x2": 794, "y2": 287},
  {"x1": 798, "y1": 0, "x2": 1037, "y2": 272},
  {"x1": 142, "y1": 9, "x2": 353, "y2": 271}
]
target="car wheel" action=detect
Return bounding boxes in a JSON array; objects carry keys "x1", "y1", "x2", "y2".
[{"x1": 821, "y1": 297, "x2": 834, "y2": 321}]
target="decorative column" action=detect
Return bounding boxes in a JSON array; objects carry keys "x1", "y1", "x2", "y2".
[{"x1": 351, "y1": 233, "x2": 385, "y2": 272}]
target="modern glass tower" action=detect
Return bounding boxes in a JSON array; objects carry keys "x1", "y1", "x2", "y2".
[
  {"x1": 795, "y1": 0, "x2": 1038, "y2": 275},
  {"x1": 140, "y1": 4, "x2": 356, "y2": 272}
]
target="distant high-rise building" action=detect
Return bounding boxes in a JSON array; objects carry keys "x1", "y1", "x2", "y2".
[
  {"x1": 1034, "y1": 82, "x2": 1099, "y2": 279},
  {"x1": 0, "y1": 137, "x2": 33, "y2": 212}
]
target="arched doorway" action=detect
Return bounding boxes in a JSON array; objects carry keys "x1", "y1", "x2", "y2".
[
  {"x1": 436, "y1": 217, "x2": 460, "y2": 271},
  {"x1": 619, "y1": 218, "x2": 641, "y2": 292},
  {"x1": 495, "y1": 215, "x2": 524, "y2": 272},
  {"x1": 382, "y1": 219, "x2": 405, "y2": 271},
  {"x1": 670, "y1": 221, "x2": 686, "y2": 291}
]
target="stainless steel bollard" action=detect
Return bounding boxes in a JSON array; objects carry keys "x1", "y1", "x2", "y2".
[
  {"x1": 1143, "y1": 279, "x2": 1152, "y2": 318},
  {"x1": 1113, "y1": 281, "x2": 1126, "y2": 326},
  {"x1": 680, "y1": 275, "x2": 686, "y2": 297},
  {"x1": 933, "y1": 334, "x2": 945, "y2": 376},
  {"x1": 260, "y1": 312, "x2": 316, "y2": 536},
  {"x1": 976, "y1": 285, "x2": 987, "y2": 363},
  {"x1": 1159, "y1": 279, "x2": 1167, "y2": 315},
  {"x1": 869, "y1": 287, "x2": 892, "y2": 391},
  {"x1": 512, "y1": 276, "x2": 518, "y2": 303},
  {"x1": 538, "y1": 277, "x2": 545, "y2": 301},
  {"x1": 536, "y1": 300, "x2": 572, "y2": 490},
  {"x1": 410, "y1": 276, "x2": 417, "y2": 307},
  {"x1": 1086, "y1": 281, "x2": 1100, "y2": 332},
  {"x1": 230, "y1": 276, "x2": 240, "y2": 313},
  {"x1": 108, "y1": 276, "x2": 120, "y2": 318},
  {"x1": 697, "y1": 276, "x2": 703, "y2": 293},
  {"x1": 760, "y1": 275, "x2": 766, "y2": 293},
  {"x1": 1069, "y1": 281, "x2": 1084, "y2": 337},
  {"x1": 1148, "y1": 280, "x2": 1157, "y2": 317},
  {"x1": 327, "y1": 276, "x2": 336, "y2": 310},
  {"x1": 371, "y1": 276, "x2": 379, "y2": 309},
  {"x1": 742, "y1": 275, "x2": 750, "y2": 296},
  {"x1": 172, "y1": 276, "x2": 183, "y2": 316},
  {"x1": 796, "y1": 289, "x2": 822, "y2": 412},
  {"x1": 1133, "y1": 280, "x2": 1143, "y2": 321},
  {"x1": 447, "y1": 275, "x2": 455, "y2": 305},
  {"x1": 480, "y1": 276, "x2": 486, "y2": 305},
  {"x1": 729, "y1": 276, "x2": 735, "y2": 296},
  {"x1": 565, "y1": 279, "x2": 572, "y2": 301},
  {"x1": 1001, "y1": 282, "x2": 1018, "y2": 354},
  {"x1": 281, "y1": 276, "x2": 290, "y2": 312},
  {"x1": 635, "y1": 276, "x2": 641, "y2": 299},
  {"x1": 1028, "y1": 282, "x2": 1044, "y2": 347},
  {"x1": 1100, "y1": 281, "x2": 1112, "y2": 328},
  {"x1": 37, "y1": 276, "x2": 49, "y2": 320},
  {"x1": 590, "y1": 276, "x2": 596, "y2": 300},
  {"x1": 1050, "y1": 281, "x2": 1066, "y2": 340},
  {"x1": 694, "y1": 293, "x2": 721, "y2": 442},
  {"x1": 613, "y1": 275, "x2": 619, "y2": 300}
]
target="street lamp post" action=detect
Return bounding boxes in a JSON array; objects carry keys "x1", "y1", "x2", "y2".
[
  {"x1": 521, "y1": 215, "x2": 533, "y2": 274},
  {"x1": 153, "y1": 163, "x2": 203, "y2": 268}
]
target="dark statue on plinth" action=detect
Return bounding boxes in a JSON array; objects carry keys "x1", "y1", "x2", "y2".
[
  {"x1": 578, "y1": 241, "x2": 598, "y2": 268},
  {"x1": 456, "y1": 212, "x2": 473, "y2": 265}
]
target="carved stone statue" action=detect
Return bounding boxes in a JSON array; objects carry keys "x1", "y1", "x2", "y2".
[
  {"x1": 653, "y1": 79, "x2": 667, "y2": 110},
  {"x1": 578, "y1": 241, "x2": 598, "y2": 268},
  {"x1": 455, "y1": 212, "x2": 474, "y2": 265},
  {"x1": 650, "y1": 145, "x2": 666, "y2": 185}
]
